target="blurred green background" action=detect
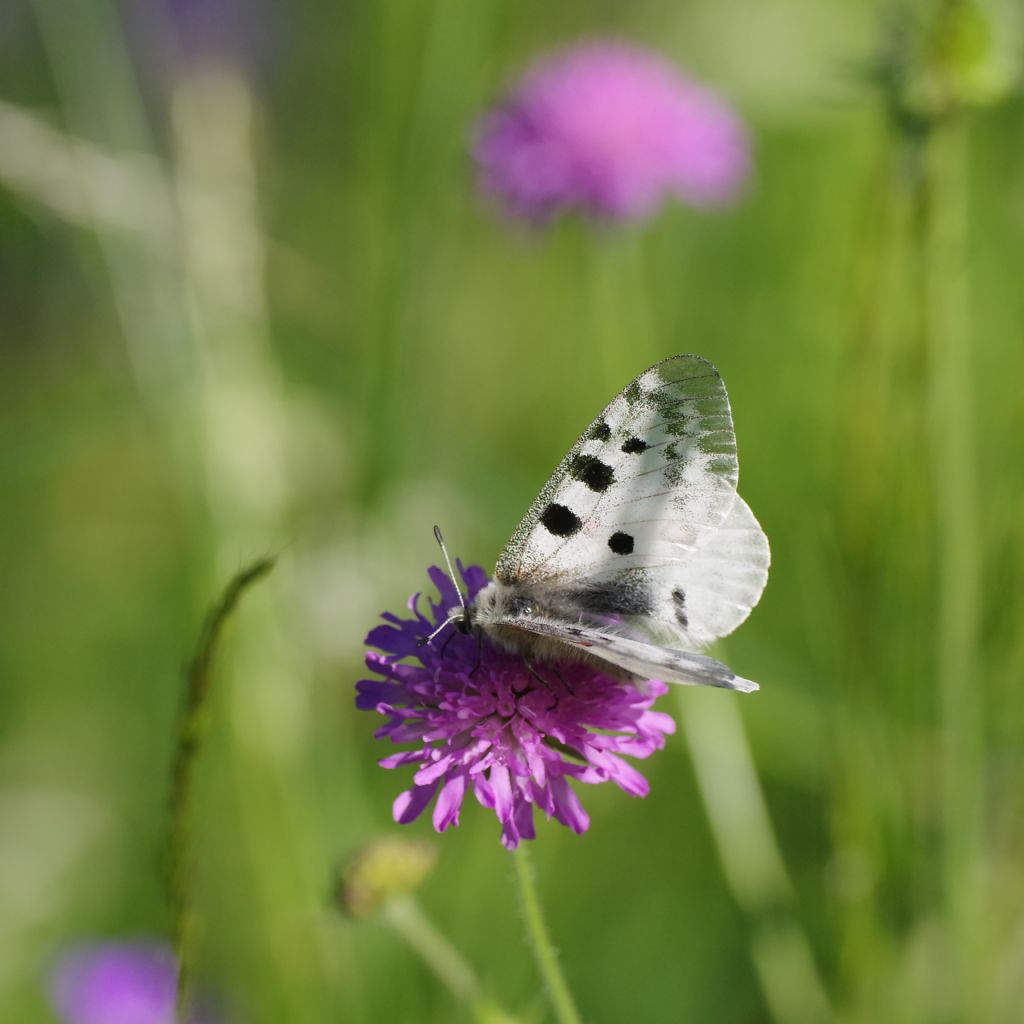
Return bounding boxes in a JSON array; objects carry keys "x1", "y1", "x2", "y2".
[{"x1": 2, "y1": 1, "x2": 1023, "y2": 1021}]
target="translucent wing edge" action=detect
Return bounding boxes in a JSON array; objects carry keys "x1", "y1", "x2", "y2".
[{"x1": 489, "y1": 616, "x2": 759, "y2": 693}]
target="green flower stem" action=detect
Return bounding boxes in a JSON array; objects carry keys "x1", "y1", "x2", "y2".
[
  {"x1": 384, "y1": 897, "x2": 480, "y2": 1004},
  {"x1": 512, "y1": 846, "x2": 582, "y2": 1024},
  {"x1": 917, "y1": 112, "x2": 983, "y2": 1006},
  {"x1": 383, "y1": 897, "x2": 511, "y2": 1023},
  {"x1": 168, "y1": 558, "x2": 276, "y2": 1018}
]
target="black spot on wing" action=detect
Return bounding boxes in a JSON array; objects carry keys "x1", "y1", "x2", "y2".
[
  {"x1": 588, "y1": 420, "x2": 612, "y2": 441},
  {"x1": 672, "y1": 587, "x2": 688, "y2": 628},
  {"x1": 608, "y1": 531, "x2": 634, "y2": 555},
  {"x1": 569, "y1": 454, "x2": 616, "y2": 492},
  {"x1": 540, "y1": 503, "x2": 582, "y2": 537},
  {"x1": 621, "y1": 436, "x2": 648, "y2": 454}
]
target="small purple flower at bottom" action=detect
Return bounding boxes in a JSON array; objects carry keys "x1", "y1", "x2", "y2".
[
  {"x1": 473, "y1": 40, "x2": 750, "y2": 224},
  {"x1": 49, "y1": 942, "x2": 213, "y2": 1024},
  {"x1": 357, "y1": 563, "x2": 676, "y2": 849}
]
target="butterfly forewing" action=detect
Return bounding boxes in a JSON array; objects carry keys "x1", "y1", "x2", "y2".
[{"x1": 495, "y1": 355, "x2": 740, "y2": 586}]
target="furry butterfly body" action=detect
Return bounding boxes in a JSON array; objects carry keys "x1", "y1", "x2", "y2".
[{"x1": 443, "y1": 355, "x2": 769, "y2": 692}]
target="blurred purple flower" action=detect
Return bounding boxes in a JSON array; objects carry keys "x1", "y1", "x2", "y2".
[
  {"x1": 160, "y1": 0, "x2": 271, "y2": 67},
  {"x1": 473, "y1": 40, "x2": 750, "y2": 223},
  {"x1": 49, "y1": 942, "x2": 212, "y2": 1024},
  {"x1": 124, "y1": 0, "x2": 279, "y2": 78},
  {"x1": 357, "y1": 563, "x2": 675, "y2": 849}
]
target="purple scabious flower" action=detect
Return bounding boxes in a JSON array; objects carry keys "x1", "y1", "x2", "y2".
[
  {"x1": 357, "y1": 563, "x2": 676, "y2": 849},
  {"x1": 473, "y1": 40, "x2": 750, "y2": 223},
  {"x1": 49, "y1": 942, "x2": 212, "y2": 1024}
]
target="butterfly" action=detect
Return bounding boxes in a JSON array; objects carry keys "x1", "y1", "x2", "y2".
[{"x1": 424, "y1": 355, "x2": 769, "y2": 692}]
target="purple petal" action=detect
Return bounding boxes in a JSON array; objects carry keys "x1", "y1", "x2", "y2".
[
  {"x1": 639, "y1": 710, "x2": 676, "y2": 735},
  {"x1": 513, "y1": 799, "x2": 536, "y2": 842},
  {"x1": 524, "y1": 745, "x2": 549, "y2": 787},
  {"x1": 393, "y1": 783, "x2": 438, "y2": 825},
  {"x1": 614, "y1": 736, "x2": 663, "y2": 759},
  {"x1": 472, "y1": 774, "x2": 495, "y2": 808},
  {"x1": 529, "y1": 777, "x2": 556, "y2": 817},
  {"x1": 490, "y1": 764, "x2": 513, "y2": 823},
  {"x1": 414, "y1": 754, "x2": 454, "y2": 787},
  {"x1": 365, "y1": 623, "x2": 414, "y2": 654},
  {"x1": 550, "y1": 776, "x2": 590, "y2": 834},
  {"x1": 605, "y1": 755, "x2": 650, "y2": 797},
  {"x1": 432, "y1": 774, "x2": 467, "y2": 832},
  {"x1": 458, "y1": 561, "x2": 490, "y2": 597},
  {"x1": 355, "y1": 679, "x2": 406, "y2": 711},
  {"x1": 426, "y1": 566, "x2": 459, "y2": 609},
  {"x1": 378, "y1": 751, "x2": 424, "y2": 770},
  {"x1": 500, "y1": 798, "x2": 535, "y2": 851}
]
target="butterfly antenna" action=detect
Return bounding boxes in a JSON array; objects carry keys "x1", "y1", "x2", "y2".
[
  {"x1": 415, "y1": 525, "x2": 470, "y2": 650},
  {"x1": 432, "y1": 525, "x2": 467, "y2": 616},
  {"x1": 416, "y1": 615, "x2": 460, "y2": 648}
]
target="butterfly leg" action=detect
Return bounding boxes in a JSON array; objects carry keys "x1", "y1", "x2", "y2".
[
  {"x1": 524, "y1": 660, "x2": 562, "y2": 710},
  {"x1": 548, "y1": 662, "x2": 575, "y2": 696},
  {"x1": 438, "y1": 628, "x2": 458, "y2": 660},
  {"x1": 468, "y1": 632, "x2": 483, "y2": 677}
]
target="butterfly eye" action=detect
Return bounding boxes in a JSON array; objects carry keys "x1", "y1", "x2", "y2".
[{"x1": 507, "y1": 596, "x2": 534, "y2": 618}]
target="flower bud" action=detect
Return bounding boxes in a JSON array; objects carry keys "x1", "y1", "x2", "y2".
[{"x1": 336, "y1": 837, "x2": 438, "y2": 919}]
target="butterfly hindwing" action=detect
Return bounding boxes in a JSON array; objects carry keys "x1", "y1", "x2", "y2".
[
  {"x1": 577, "y1": 493, "x2": 769, "y2": 650},
  {"x1": 496, "y1": 355, "x2": 738, "y2": 586},
  {"x1": 486, "y1": 615, "x2": 759, "y2": 692}
]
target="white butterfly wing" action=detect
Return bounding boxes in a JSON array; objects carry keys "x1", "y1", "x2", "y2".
[
  {"x1": 496, "y1": 354, "x2": 739, "y2": 585},
  {"x1": 484, "y1": 615, "x2": 759, "y2": 693},
  {"x1": 584, "y1": 492, "x2": 770, "y2": 650},
  {"x1": 493, "y1": 355, "x2": 768, "y2": 653}
]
